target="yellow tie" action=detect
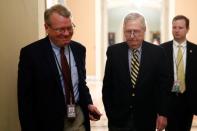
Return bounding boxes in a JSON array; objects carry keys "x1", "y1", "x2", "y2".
[
  {"x1": 177, "y1": 45, "x2": 185, "y2": 93},
  {"x1": 131, "y1": 49, "x2": 139, "y2": 88}
]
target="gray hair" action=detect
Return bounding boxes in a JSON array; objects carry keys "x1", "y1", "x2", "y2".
[
  {"x1": 123, "y1": 12, "x2": 146, "y2": 29},
  {"x1": 44, "y1": 4, "x2": 71, "y2": 26}
]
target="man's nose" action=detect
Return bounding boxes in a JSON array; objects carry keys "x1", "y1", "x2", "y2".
[{"x1": 130, "y1": 31, "x2": 135, "y2": 38}]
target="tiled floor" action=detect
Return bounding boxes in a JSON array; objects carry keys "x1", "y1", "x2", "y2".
[{"x1": 88, "y1": 80, "x2": 197, "y2": 131}]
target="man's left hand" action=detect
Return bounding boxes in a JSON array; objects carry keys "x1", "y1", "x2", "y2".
[
  {"x1": 88, "y1": 104, "x2": 102, "y2": 121},
  {"x1": 156, "y1": 115, "x2": 167, "y2": 131}
]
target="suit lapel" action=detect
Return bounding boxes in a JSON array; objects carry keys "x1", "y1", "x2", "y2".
[
  {"x1": 69, "y1": 42, "x2": 84, "y2": 84},
  {"x1": 136, "y1": 41, "x2": 174, "y2": 85},
  {"x1": 137, "y1": 42, "x2": 147, "y2": 84},
  {"x1": 185, "y1": 42, "x2": 193, "y2": 80},
  {"x1": 69, "y1": 42, "x2": 80, "y2": 68},
  {"x1": 42, "y1": 37, "x2": 62, "y2": 89},
  {"x1": 166, "y1": 41, "x2": 174, "y2": 78},
  {"x1": 117, "y1": 43, "x2": 131, "y2": 87},
  {"x1": 122, "y1": 43, "x2": 131, "y2": 85}
]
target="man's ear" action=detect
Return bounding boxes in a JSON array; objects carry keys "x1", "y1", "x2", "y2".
[{"x1": 44, "y1": 23, "x2": 49, "y2": 34}]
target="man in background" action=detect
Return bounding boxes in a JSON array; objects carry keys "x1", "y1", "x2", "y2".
[{"x1": 161, "y1": 15, "x2": 197, "y2": 131}]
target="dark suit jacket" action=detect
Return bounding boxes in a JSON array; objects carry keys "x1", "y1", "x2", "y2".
[
  {"x1": 18, "y1": 36, "x2": 93, "y2": 131},
  {"x1": 161, "y1": 40, "x2": 197, "y2": 115},
  {"x1": 102, "y1": 41, "x2": 170, "y2": 131}
]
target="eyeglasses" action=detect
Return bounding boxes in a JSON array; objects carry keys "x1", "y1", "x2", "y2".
[
  {"x1": 49, "y1": 23, "x2": 76, "y2": 34},
  {"x1": 125, "y1": 29, "x2": 142, "y2": 37}
]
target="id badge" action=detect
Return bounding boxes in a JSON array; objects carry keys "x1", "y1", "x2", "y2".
[
  {"x1": 67, "y1": 104, "x2": 76, "y2": 119},
  {"x1": 171, "y1": 80, "x2": 180, "y2": 93}
]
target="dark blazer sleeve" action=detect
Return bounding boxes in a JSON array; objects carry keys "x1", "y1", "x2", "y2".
[
  {"x1": 155, "y1": 47, "x2": 171, "y2": 116},
  {"x1": 186, "y1": 42, "x2": 197, "y2": 115},
  {"x1": 18, "y1": 47, "x2": 37, "y2": 131},
  {"x1": 78, "y1": 45, "x2": 93, "y2": 105},
  {"x1": 102, "y1": 46, "x2": 113, "y2": 119}
]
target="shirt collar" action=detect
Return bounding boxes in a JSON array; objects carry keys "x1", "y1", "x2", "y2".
[
  {"x1": 173, "y1": 40, "x2": 187, "y2": 48},
  {"x1": 50, "y1": 39, "x2": 69, "y2": 55},
  {"x1": 130, "y1": 45, "x2": 142, "y2": 54}
]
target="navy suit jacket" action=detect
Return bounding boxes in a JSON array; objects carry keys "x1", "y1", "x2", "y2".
[
  {"x1": 161, "y1": 40, "x2": 197, "y2": 115},
  {"x1": 102, "y1": 41, "x2": 170, "y2": 130},
  {"x1": 18, "y1": 36, "x2": 92, "y2": 131}
]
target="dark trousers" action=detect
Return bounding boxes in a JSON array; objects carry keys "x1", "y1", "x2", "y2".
[
  {"x1": 108, "y1": 111, "x2": 136, "y2": 131},
  {"x1": 166, "y1": 93, "x2": 193, "y2": 131}
]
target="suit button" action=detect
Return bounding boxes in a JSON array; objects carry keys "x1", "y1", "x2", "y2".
[
  {"x1": 129, "y1": 105, "x2": 133, "y2": 109},
  {"x1": 132, "y1": 93, "x2": 135, "y2": 96}
]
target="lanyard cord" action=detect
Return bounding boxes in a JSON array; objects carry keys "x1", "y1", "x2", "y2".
[{"x1": 53, "y1": 46, "x2": 72, "y2": 77}]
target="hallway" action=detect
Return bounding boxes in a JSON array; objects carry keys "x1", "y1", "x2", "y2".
[{"x1": 88, "y1": 80, "x2": 197, "y2": 131}]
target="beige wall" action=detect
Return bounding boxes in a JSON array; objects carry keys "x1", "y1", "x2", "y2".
[
  {"x1": 175, "y1": 0, "x2": 197, "y2": 43},
  {"x1": 0, "y1": 0, "x2": 45, "y2": 130},
  {"x1": 67, "y1": 0, "x2": 96, "y2": 76}
]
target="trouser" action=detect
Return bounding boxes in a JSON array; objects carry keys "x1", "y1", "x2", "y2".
[
  {"x1": 166, "y1": 93, "x2": 193, "y2": 131},
  {"x1": 64, "y1": 105, "x2": 85, "y2": 131},
  {"x1": 108, "y1": 111, "x2": 136, "y2": 131}
]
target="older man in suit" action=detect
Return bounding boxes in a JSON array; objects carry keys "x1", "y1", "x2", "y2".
[
  {"x1": 17, "y1": 4, "x2": 101, "y2": 131},
  {"x1": 161, "y1": 15, "x2": 197, "y2": 131},
  {"x1": 102, "y1": 12, "x2": 170, "y2": 131}
]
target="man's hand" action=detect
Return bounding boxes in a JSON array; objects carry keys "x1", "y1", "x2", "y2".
[
  {"x1": 88, "y1": 104, "x2": 102, "y2": 121},
  {"x1": 156, "y1": 115, "x2": 167, "y2": 131}
]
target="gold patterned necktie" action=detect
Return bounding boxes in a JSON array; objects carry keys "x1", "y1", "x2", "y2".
[
  {"x1": 177, "y1": 45, "x2": 185, "y2": 93},
  {"x1": 130, "y1": 49, "x2": 140, "y2": 88}
]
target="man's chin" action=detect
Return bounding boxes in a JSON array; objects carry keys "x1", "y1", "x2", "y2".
[{"x1": 63, "y1": 40, "x2": 71, "y2": 45}]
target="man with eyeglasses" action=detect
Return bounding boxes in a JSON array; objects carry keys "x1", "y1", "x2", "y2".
[
  {"x1": 18, "y1": 4, "x2": 101, "y2": 131},
  {"x1": 102, "y1": 12, "x2": 170, "y2": 131}
]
